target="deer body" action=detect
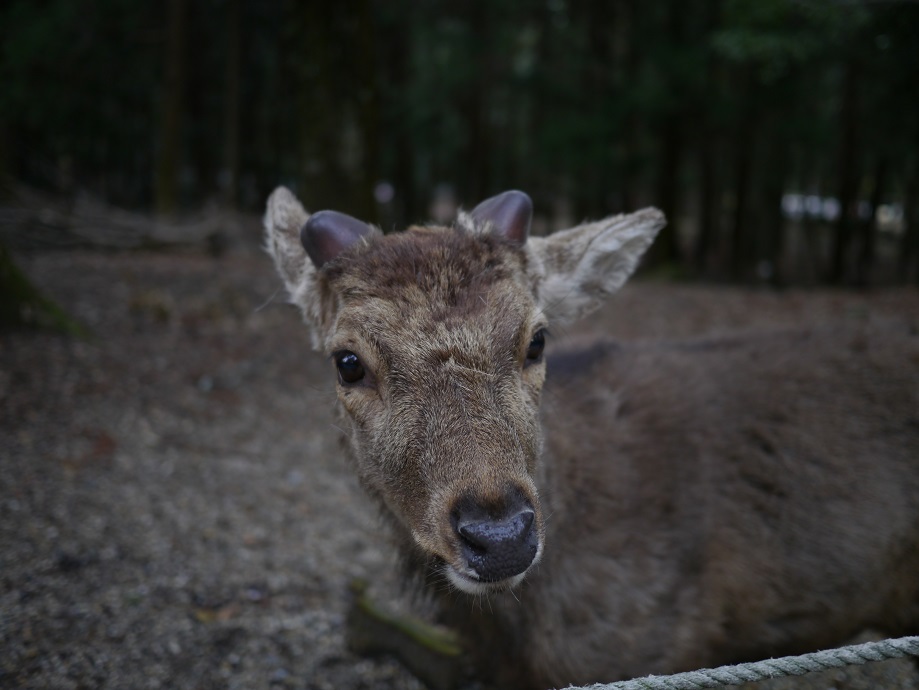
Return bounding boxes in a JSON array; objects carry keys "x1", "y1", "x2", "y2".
[
  {"x1": 265, "y1": 188, "x2": 919, "y2": 689},
  {"x1": 504, "y1": 333, "x2": 919, "y2": 686}
]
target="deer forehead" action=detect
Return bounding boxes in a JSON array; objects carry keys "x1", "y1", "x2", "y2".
[
  {"x1": 326, "y1": 226, "x2": 529, "y2": 295},
  {"x1": 323, "y1": 227, "x2": 542, "y2": 355}
]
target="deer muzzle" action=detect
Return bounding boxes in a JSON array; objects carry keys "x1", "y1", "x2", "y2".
[{"x1": 446, "y1": 487, "x2": 541, "y2": 592}]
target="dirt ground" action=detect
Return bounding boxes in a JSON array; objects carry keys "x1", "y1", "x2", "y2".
[{"x1": 2, "y1": 242, "x2": 918, "y2": 690}]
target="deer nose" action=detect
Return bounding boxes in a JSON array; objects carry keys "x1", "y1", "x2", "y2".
[{"x1": 455, "y1": 506, "x2": 539, "y2": 582}]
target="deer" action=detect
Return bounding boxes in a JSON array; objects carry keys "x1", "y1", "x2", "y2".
[{"x1": 264, "y1": 187, "x2": 919, "y2": 689}]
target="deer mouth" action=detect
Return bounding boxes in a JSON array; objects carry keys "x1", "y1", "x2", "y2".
[{"x1": 443, "y1": 541, "x2": 542, "y2": 594}]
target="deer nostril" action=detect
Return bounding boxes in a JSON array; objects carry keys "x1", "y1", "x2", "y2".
[
  {"x1": 458, "y1": 510, "x2": 534, "y2": 550},
  {"x1": 455, "y1": 508, "x2": 538, "y2": 582}
]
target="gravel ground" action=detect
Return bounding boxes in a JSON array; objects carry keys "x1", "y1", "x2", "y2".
[{"x1": 2, "y1": 247, "x2": 917, "y2": 690}]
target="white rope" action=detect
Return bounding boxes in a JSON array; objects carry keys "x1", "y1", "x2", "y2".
[{"x1": 569, "y1": 636, "x2": 919, "y2": 690}]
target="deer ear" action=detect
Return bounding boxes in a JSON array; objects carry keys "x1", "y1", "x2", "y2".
[
  {"x1": 528, "y1": 208, "x2": 666, "y2": 326},
  {"x1": 469, "y1": 190, "x2": 533, "y2": 244},
  {"x1": 265, "y1": 188, "x2": 382, "y2": 349},
  {"x1": 301, "y1": 210, "x2": 374, "y2": 268},
  {"x1": 264, "y1": 186, "x2": 312, "y2": 293}
]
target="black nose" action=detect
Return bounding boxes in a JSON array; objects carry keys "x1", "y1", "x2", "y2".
[{"x1": 454, "y1": 500, "x2": 539, "y2": 582}]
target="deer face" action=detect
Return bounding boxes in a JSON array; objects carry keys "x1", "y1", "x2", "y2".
[
  {"x1": 326, "y1": 229, "x2": 547, "y2": 592},
  {"x1": 265, "y1": 188, "x2": 664, "y2": 593}
]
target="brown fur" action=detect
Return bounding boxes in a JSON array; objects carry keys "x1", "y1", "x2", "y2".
[{"x1": 264, "y1": 187, "x2": 919, "y2": 689}]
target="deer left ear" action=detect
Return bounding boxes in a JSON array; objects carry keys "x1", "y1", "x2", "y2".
[
  {"x1": 528, "y1": 207, "x2": 666, "y2": 326},
  {"x1": 469, "y1": 190, "x2": 533, "y2": 244}
]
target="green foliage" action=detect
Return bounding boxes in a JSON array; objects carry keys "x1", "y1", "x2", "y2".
[
  {"x1": 712, "y1": 0, "x2": 852, "y2": 79},
  {"x1": 0, "y1": 0, "x2": 158, "y2": 200}
]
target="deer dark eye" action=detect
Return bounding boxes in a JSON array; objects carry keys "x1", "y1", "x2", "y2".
[
  {"x1": 335, "y1": 351, "x2": 365, "y2": 384},
  {"x1": 525, "y1": 329, "x2": 546, "y2": 365}
]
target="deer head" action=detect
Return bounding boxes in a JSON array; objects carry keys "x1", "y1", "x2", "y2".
[{"x1": 265, "y1": 187, "x2": 664, "y2": 593}]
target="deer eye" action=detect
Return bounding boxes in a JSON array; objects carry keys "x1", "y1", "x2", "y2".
[
  {"x1": 525, "y1": 329, "x2": 546, "y2": 366},
  {"x1": 334, "y1": 351, "x2": 365, "y2": 384}
]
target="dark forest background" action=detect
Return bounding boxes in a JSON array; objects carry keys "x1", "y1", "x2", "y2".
[{"x1": 2, "y1": 0, "x2": 919, "y2": 286}]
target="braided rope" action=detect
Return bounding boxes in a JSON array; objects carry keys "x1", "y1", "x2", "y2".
[{"x1": 571, "y1": 636, "x2": 919, "y2": 690}]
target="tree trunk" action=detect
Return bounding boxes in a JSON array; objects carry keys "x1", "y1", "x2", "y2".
[
  {"x1": 695, "y1": 135, "x2": 719, "y2": 275},
  {"x1": 651, "y1": 117, "x2": 682, "y2": 266},
  {"x1": 460, "y1": 3, "x2": 490, "y2": 205},
  {"x1": 388, "y1": 20, "x2": 416, "y2": 227},
  {"x1": 292, "y1": 4, "x2": 347, "y2": 213},
  {"x1": 759, "y1": 127, "x2": 788, "y2": 287},
  {"x1": 581, "y1": 0, "x2": 614, "y2": 219},
  {"x1": 729, "y1": 138, "x2": 753, "y2": 281},
  {"x1": 828, "y1": 59, "x2": 859, "y2": 285},
  {"x1": 617, "y1": 0, "x2": 640, "y2": 213},
  {"x1": 900, "y1": 159, "x2": 919, "y2": 284},
  {"x1": 0, "y1": 120, "x2": 11, "y2": 197},
  {"x1": 353, "y1": 0, "x2": 381, "y2": 224},
  {"x1": 528, "y1": 0, "x2": 561, "y2": 210},
  {"x1": 648, "y1": 3, "x2": 684, "y2": 267},
  {"x1": 729, "y1": 69, "x2": 755, "y2": 282},
  {"x1": 154, "y1": 0, "x2": 188, "y2": 216},
  {"x1": 854, "y1": 155, "x2": 886, "y2": 286},
  {"x1": 221, "y1": 0, "x2": 242, "y2": 208},
  {"x1": 693, "y1": 0, "x2": 722, "y2": 276}
]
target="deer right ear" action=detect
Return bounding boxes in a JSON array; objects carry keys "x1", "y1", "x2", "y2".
[
  {"x1": 264, "y1": 187, "x2": 330, "y2": 348},
  {"x1": 265, "y1": 186, "x2": 312, "y2": 294},
  {"x1": 265, "y1": 187, "x2": 381, "y2": 349}
]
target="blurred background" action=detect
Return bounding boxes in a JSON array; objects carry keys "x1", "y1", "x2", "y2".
[{"x1": 1, "y1": 0, "x2": 918, "y2": 288}]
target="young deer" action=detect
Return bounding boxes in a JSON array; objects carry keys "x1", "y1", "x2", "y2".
[{"x1": 265, "y1": 188, "x2": 919, "y2": 689}]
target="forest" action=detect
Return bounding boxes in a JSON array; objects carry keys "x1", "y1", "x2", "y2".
[{"x1": 2, "y1": 0, "x2": 918, "y2": 285}]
